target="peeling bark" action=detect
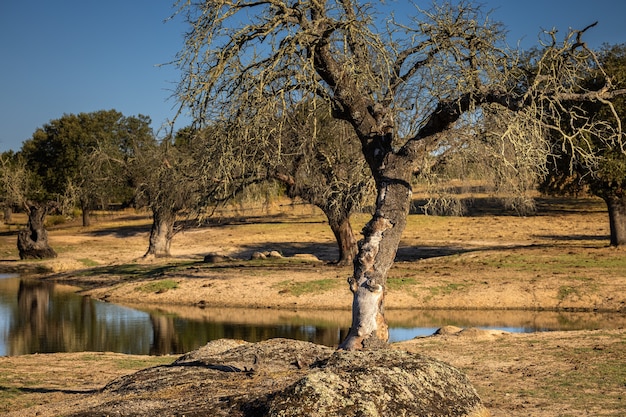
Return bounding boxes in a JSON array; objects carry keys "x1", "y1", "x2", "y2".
[{"x1": 340, "y1": 159, "x2": 413, "y2": 350}]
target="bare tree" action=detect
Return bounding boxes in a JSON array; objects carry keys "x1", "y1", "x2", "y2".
[
  {"x1": 128, "y1": 138, "x2": 202, "y2": 258},
  {"x1": 130, "y1": 123, "x2": 263, "y2": 258},
  {"x1": 274, "y1": 103, "x2": 374, "y2": 265},
  {"x1": 0, "y1": 152, "x2": 27, "y2": 224},
  {"x1": 541, "y1": 43, "x2": 626, "y2": 245},
  {"x1": 0, "y1": 153, "x2": 58, "y2": 259},
  {"x1": 173, "y1": 0, "x2": 625, "y2": 349}
]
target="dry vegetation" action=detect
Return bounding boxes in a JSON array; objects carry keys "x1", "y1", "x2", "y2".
[{"x1": 0, "y1": 195, "x2": 625, "y2": 416}]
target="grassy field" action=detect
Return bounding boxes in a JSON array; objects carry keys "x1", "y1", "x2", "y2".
[{"x1": 1, "y1": 195, "x2": 625, "y2": 416}]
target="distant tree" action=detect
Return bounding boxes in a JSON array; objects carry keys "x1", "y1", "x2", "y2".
[
  {"x1": 541, "y1": 43, "x2": 626, "y2": 246},
  {"x1": 174, "y1": 0, "x2": 625, "y2": 349},
  {"x1": 129, "y1": 139, "x2": 196, "y2": 258},
  {"x1": 21, "y1": 110, "x2": 154, "y2": 227},
  {"x1": 11, "y1": 110, "x2": 154, "y2": 259},
  {"x1": 0, "y1": 151, "x2": 26, "y2": 223},
  {"x1": 273, "y1": 104, "x2": 374, "y2": 265},
  {"x1": 0, "y1": 151, "x2": 57, "y2": 259},
  {"x1": 130, "y1": 126, "x2": 242, "y2": 258}
]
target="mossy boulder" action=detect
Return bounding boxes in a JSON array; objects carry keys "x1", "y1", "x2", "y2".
[
  {"x1": 67, "y1": 338, "x2": 488, "y2": 417},
  {"x1": 267, "y1": 348, "x2": 488, "y2": 417}
]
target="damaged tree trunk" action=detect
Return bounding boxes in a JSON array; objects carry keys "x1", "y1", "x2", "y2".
[
  {"x1": 17, "y1": 204, "x2": 57, "y2": 260},
  {"x1": 339, "y1": 155, "x2": 414, "y2": 350}
]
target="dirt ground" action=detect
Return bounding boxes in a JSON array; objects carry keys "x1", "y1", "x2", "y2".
[{"x1": 0, "y1": 196, "x2": 625, "y2": 416}]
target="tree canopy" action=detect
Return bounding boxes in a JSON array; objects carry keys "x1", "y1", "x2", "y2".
[
  {"x1": 20, "y1": 110, "x2": 155, "y2": 224},
  {"x1": 541, "y1": 43, "x2": 626, "y2": 245},
  {"x1": 173, "y1": 0, "x2": 625, "y2": 349}
]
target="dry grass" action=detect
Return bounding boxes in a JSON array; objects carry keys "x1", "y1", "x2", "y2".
[{"x1": 1, "y1": 195, "x2": 625, "y2": 416}]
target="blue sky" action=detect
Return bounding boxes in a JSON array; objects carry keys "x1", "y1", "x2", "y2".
[{"x1": 1, "y1": 0, "x2": 625, "y2": 153}]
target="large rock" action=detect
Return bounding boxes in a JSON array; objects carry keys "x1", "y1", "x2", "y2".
[
  {"x1": 67, "y1": 339, "x2": 489, "y2": 417},
  {"x1": 266, "y1": 348, "x2": 488, "y2": 417}
]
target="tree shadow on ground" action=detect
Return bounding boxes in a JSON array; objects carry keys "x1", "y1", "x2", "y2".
[
  {"x1": 86, "y1": 216, "x2": 327, "y2": 239},
  {"x1": 228, "y1": 241, "x2": 338, "y2": 263},
  {"x1": 227, "y1": 241, "x2": 487, "y2": 263},
  {"x1": 533, "y1": 234, "x2": 608, "y2": 242},
  {"x1": 395, "y1": 245, "x2": 472, "y2": 262},
  {"x1": 86, "y1": 223, "x2": 150, "y2": 238},
  {"x1": 223, "y1": 235, "x2": 607, "y2": 265},
  {"x1": 410, "y1": 196, "x2": 605, "y2": 217},
  {"x1": 393, "y1": 240, "x2": 599, "y2": 263},
  {"x1": 0, "y1": 386, "x2": 98, "y2": 395},
  {"x1": 194, "y1": 214, "x2": 327, "y2": 227},
  {"x1": 44, "y1": 262, "x2": 202, "y2": 290},
  {"x1": 534, "y1": 197, "x2": 606, "y2": 215}
]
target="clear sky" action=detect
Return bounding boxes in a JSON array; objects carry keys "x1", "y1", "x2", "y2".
[{"x1": 1, "y1": 0, "x2": 625, "y2": 153}]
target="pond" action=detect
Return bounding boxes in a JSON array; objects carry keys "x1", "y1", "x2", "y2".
[{"x1": 1, "y1": 274, "x2": 624, "y2": 356}]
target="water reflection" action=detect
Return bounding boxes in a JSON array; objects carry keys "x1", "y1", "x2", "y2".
[
  {"x1": 1, "y1": 275, "x2": 625, "y2": 356},
  {"x1": 0, "y1": 276, "x2": 348, "y2": 356},
  {"x1": 1, "y1": 277, "x2": 153, "y2": 356}
]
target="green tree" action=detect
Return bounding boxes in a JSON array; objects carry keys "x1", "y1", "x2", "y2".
[
  {"x1": 21, "y1": 110, "x2": 154, "y2": 227},
  {"x1": 13, "y1": 110, "x2": 154, "y2": 259},
  {"x1": 173, "y1": 0, "x2": 624, "y2": 349}
]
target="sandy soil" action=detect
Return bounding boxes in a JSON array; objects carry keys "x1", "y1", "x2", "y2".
[{"x1": 0, "y1": 196, "x2": 625, "y2": 416}]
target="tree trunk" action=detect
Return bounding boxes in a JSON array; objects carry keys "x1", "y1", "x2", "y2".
[
  {"x1": 144, "y1": 208, "x2": 175, "y2": 258},
  {"x1": 327, "y1": 213, "x2": 358, "y2": 266},
  {"x1": 17, "y1": 204, "x2": 57, "y2": 260},
  {"x1": 339, "y1": 156, "x2": 413, "y2": 350},
  {"x1": 604, "y1": 193, "x2": 626, "y2": 247},
  {"x1": 275, "y1": 172, "x2": 361, "y2": 266},
  {"x1": 3, "y1": 206, "x2": 12, "y2": 224},
  {"x1": 82, "y1": 206, "x2": 91, "y2": 227}
]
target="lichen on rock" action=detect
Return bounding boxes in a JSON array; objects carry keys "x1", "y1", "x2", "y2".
[
  {"x1": 267, "y1": 348, "x2": 489, "y2": 417},
  {"x1": 66, "y1": 339, "x2": 488, "y2": 417}
]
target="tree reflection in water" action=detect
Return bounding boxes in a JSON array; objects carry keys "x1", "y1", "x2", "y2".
[
  {"x1": 2, "y1": 278, "x2": 348, "y2": 356},
  {"x1": 2, "y1": 277, "x2": 625, "y2": 356},
  {"x1": 6, "y1": 279, "x2": 153, "y2": 355},
  {"x1": 16, "y1": 280, "x2": 51, "y2": 351}
]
